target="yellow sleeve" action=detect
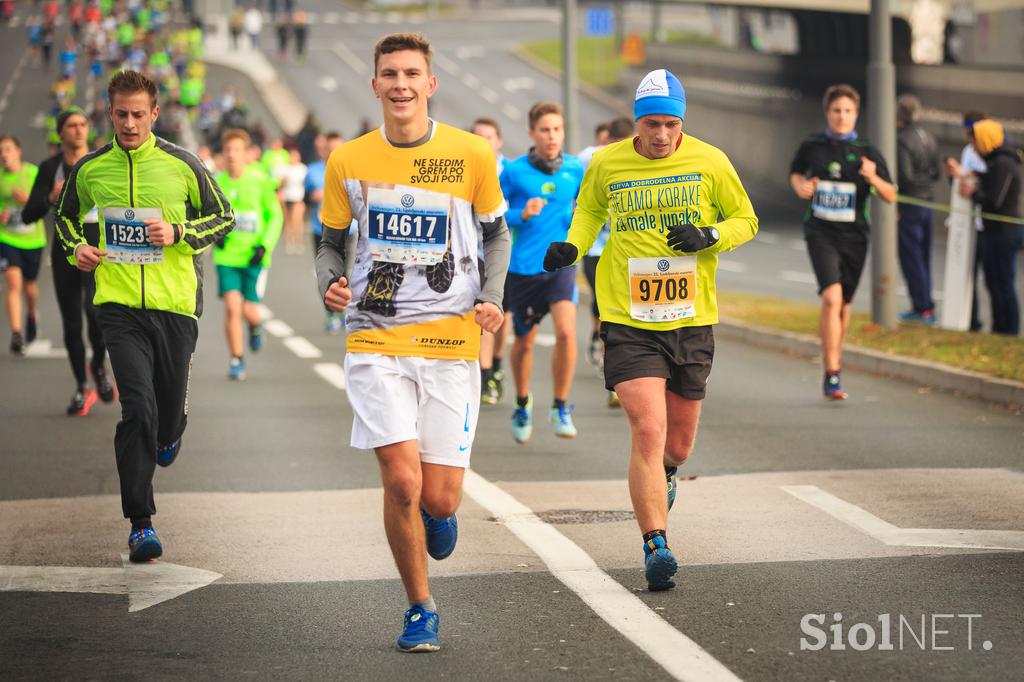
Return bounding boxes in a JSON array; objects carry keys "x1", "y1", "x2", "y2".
[
  {"x1": 566, "y1": 157, "x2": 608, "y2": 262},
  {"x1": 708, "y1": 150, "x2": 758, "y2": 253},
  {"x1": 472, "y1": 142, "x2": 505, "y2": 219},
  {"x1": 321, "y1": 149, "x2": 352, "y2": 230}
]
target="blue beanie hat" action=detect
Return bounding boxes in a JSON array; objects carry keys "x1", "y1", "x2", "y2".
[{"x1": 634, "y1": 69, "x2": 686, "y2": 121}]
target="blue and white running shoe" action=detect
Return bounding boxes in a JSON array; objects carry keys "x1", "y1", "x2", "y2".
[
  {"x1": 396, "y1": 605, "x2": 441, "y2": 653},
  {"x1": 421, "y1": 509, "x2": 458, "y2": 560},
  {"x1": 644, "y1": 535, "x2": 678, "y2": 592}
]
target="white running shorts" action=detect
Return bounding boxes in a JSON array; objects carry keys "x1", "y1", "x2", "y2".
[{"x1": 344, "y1": 353, "x2": 481, "y2": 468}]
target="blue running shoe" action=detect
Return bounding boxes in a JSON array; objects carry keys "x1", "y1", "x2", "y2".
[
  {"x1": 421, "y1": 509, "x2": 458, "y2": 560},
  {"x1": 511, "y1": 394, "x2": 533, "y2": 444},
  {"x1": 644, "y1": 535, "x2": 678, "y2": 591},
  {"x1": 396, "y1": 605, "x2": 440, "y2": 652},
  {"x1": 228, "y1": 356, "x2": 247, "y2": 381},
  {"x1": 128, "y1": 527, "x2": 163, "y2": 562},
  {"x1": 249, "y1": 323, "x2": 263, "y2": 353},
  {"x1": 823, "y1": 371, "x2": 847, "y2": 400},
  {"x1": 156, "y1": 439, "x2": 181, "y2": 468},
  {"x1": 548, "y1": 404, "x2": 578, "y2": 438},
  {"x1": 666, "y1": 466, "x2": 678, "y2": 511}
]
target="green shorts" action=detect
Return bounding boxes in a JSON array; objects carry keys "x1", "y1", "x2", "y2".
[{"x1": 216, "y1": 265, "x2": 266, "y2": 302}]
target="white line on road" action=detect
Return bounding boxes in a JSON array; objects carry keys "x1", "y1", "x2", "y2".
[
  {"x1": 788, "y1": 238, "x2": 806, "y2": 251},
  {"x1": 534, "y1": 332, "x2": 555, "y2": 347},
  {"x1": 0, "y1": 49, "x2": 30, "y2": 126},
  {"x1": 463, "y1": 471, "x2": 743, "y2": 682},
  {"x1": 313, "y1": 362, "x2": 346, "y2": 391},
  {"x1": 331, "y1": 43, "x2": 370, "y2": 77},
  {"x1": 322, "y1": 12, "x2": 338, "y2": 24},
  {"x1": 433, "y1": 53, "x2": 461, "y2": 76},
  {"x1": 455, "y1": 45, "x2": 485, "y2": 60},
  {"x1": 502, "y1": 104, "x2": 521, "y2": 121},
  {"x1": 479, "y1": 87, "x2": 499, "y2": 104},
  {"x1": 283, "y1": 336, "x2": 324, "y2": 359},
  {"x1": 263, "y1": 319, "x2": 294, "y2": 338},
  {"x1": 24, "y1": 339, "x2": 67, "y2": 359},
  {"x1": 780, "y1": 270, "x2": 817, "y2": 284},
  {"x1": 319, "y1": 76, "x2": 338, "y2": 93},
  {"x1": 715, "y1": 260, "x2": 748, "y2": 273},
  {"x1": 461, "y1": 73, "x2": 480, "y2": 89},
  {"x1": 782, "y1": 485, "x2": 1024, "y2": 551},
  {"x1": 756, "y1": 231, "x2": 779, "y2": 245}
]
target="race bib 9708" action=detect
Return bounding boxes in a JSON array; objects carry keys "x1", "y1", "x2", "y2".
[
  {"x1": 628, "y1": 256, "x2": 698, "y2": 322},
  {"x1": 102, "y1": 207, "x2": 164, "y2": 264},
  {"x1": 812, "y1": 180, "x2": 856, "y2": 223},
  {"x1": 367, "y1": 187, "x2": 450, "y2": 265}
]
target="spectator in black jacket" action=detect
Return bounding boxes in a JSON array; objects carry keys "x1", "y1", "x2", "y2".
[
  {"x1": 957, "y1": 120, "x2": 1022, "y2": 335},
  {"x1": 895, "y1": 94, "x2": 941, "y2": 323}
]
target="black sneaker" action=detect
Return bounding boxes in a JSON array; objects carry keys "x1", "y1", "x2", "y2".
[
  {"x1": 9, "y1": 332, "x2": 25, "y2": 356},
  {"x1": 92, "y1": 365, "x2": 116, "y2": 403},
  {"x1": 25, "y1": 315, "x2": 37, "y2": 344}
]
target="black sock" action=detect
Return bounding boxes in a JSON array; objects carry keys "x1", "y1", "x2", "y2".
[
  {"x1": 131, "y1": 517, "x2": 152, "y2": 530},
  {"x1": 664, "y1": 464, "x2": 678, "y2": 476},
  {"x1": 552, "y1": 399, "x2": 566, "y2": 411},
  {"x1": 591, "y1": 330, "x2": 600, "y2": 342},
  {"x1": 643, "y1": 529, "x2": 667, "y2": 545},
  {"x1": 492, "y1": 357, "x2": 502, "y2": 373},
  {"x1": 481, "y1": 367, "x2": 493, "y2": 383},
  {"x1": 516, "y1": 395, "x2": 529, "y2": 408}
]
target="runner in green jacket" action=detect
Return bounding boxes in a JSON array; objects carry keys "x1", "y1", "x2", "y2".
[
  {"x1": 1, "y1": 136, "x2": 45, "y2": 354},
  {"x1": 214, "y1": 127, "x2": 283, "y2": 380}
]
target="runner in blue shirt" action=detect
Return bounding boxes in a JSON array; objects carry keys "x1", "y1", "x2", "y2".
[{"x1": 501, "y1": 102, "x2": 585, "y2": 443}]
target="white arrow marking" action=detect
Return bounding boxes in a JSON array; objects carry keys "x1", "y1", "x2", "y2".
[
  {"x1": 783, "y1": 485, "x2": 1024, "y2": 551},
  {"x1": 319, "y1": 76, "x2": 338, "y2": 92},
  {"x1": 0, "y1": 560, "x2": 222, "y2": 612},
  {"x1": 24, "y1": 339, "x2": 68, "y2": 359}
]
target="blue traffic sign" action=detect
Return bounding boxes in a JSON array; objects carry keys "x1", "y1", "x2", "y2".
[{"x1": 584, "y1": 7, "x2": 614, "y2": 37}]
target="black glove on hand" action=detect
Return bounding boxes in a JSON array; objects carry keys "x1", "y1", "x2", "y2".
[
  {"x1": 666, "y1": 223, "x2": 718, "y2": 253},
  {"x1": 543, "y1": 241, "x2": 579, "y2": 272},
  {"x1": 249, "y1": 245, "x2": 267, "y2": 267},
  {"x1": 214, "y1": 236, "x2": 226, "y2": 249}
]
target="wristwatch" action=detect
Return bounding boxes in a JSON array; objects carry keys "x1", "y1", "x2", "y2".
[{"x1": 705, "y1": 227, "x2": 721, "y2": 246}]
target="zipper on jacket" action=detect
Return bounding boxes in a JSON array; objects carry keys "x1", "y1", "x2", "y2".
[{"x1": 127, "y1": 149, "x2": 145, "y2": 310}]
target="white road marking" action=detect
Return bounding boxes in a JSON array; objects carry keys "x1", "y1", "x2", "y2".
[
  {"x1": 343, "y1": 11, "x2": 360, "y2": 23},
  {"x1": 479, "y1": 87, "x2": 499, "y2": 104},
  {"x1": 0, "y1": 49, "x2": 29, "y2": 125},
  {"x1": 788, "y1": 238, "x2": 806, "y2": 251},
  {"x1": 502, "y1": 103, "x2": 521, "y2": 121},
  {"x1": 780, "y1": 270, "x2": 817, "y2": 284},
  {"x1": 463, "y1": 471, "x2": 743, "y2": 682},
  {"x1": 534, "y1": 332, "x2": 555, "y2": 347},
  {"x1": 322, "y1": 11, "x2": 339, "y2": 24},
  {"x1": 501, "y1": 76, "x2": 535, "y2": 93},
  {"x1": 433, "y1": 53, "x2": 461, "y2": 76},
  {"x1": 385, "y1": 11, "x2": 401, "y2": 24},
  {"x1": 461, "y1": 73, "x2": 480, "y2": 89},
  {"x1": 756, "y1": 231, "x2": 779, "y2": 245},
  {"x1": 455, "y1": 45, "x2": 485, "y2": 60},
  {"x1": 365, "y1": 13, "x2": 381, "y2": 24},
  {"x1": 319, "y1": 76, "x2": 338, "y2": 92},
  {"x1": 715, "y1": 260, "x2": 748, "y2": 273},
  {"x1": 332, "y1": 43, "x2": 370, "y2": 76},
  {"x1": 283, "y1": 336, "x2": 323, "y2": 359},
  {"x1": 783, "y1": 485, "x2": 1024, "y2": 551},
  {"x1": 263, "y1": 319, "x2": 294, "y2": 338},
  {"x1": 0, "y1": 559, "x2": 222, "y2": 613},
  {"x1": 313, "y1": 362, "x2": 346, "y2": 391},
  {"x1": 24, "y1": 339, "x2": 67, "y2": 359}
]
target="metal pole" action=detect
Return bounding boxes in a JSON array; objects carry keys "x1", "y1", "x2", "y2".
[
  {"x1": 651, "y1": 0, "x2": 665, "y2": 44},
  {"x1": 562, "y1": 0, "x2": 580, "y2": 153},
  {"x1": 868, "y1": 0, "x2": 898, "y2": 329}
]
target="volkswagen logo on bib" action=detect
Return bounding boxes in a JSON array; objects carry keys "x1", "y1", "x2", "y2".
[
  {"x1": 657, "y1": 259, "x2": 671, "y2": 272},
  {"x1": 125, "y1": 209, "x2": 135, "y2": 221},
  {"x1": 401, "y1": 194, "x2": 415, "y2": 209}
]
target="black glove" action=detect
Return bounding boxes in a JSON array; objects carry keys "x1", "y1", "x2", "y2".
[
  {"x1": 248, "y1": 245, "x2": 267, "y2": 267},
  {"x1": 543, "y1": 241, "x2": 578, "y2": 272},
  {"x1": 214, "y1": 236, "x2": 226, "y2": 249},
  {"x1": 666, "y1": 223, "x2": 718, "y2": 253}
]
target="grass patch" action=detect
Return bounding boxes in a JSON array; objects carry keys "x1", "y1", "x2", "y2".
[
  {"x1": 523, "y1": 37, "x2": 624, "y2": 89},
  {"x1": 719, "y1": 291, "x2": 1024, "y2": 384}
]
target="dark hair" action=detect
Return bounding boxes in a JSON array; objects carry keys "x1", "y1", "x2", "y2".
[
  {"x1": 962, "y1": 111, "x2": 987, "y2": 128},
  {"x1": 594, "y1": 122, "x2": 610, "y2": 137},
  {"x1": 325, "y1": 130, "x2": 343, "y2": 142},
  {"x1": 822, "y1": 83, "x2": 860, "y2": 113},
  {"x1": 108, "y1": 70, "x2": 159, "y2": 108},
  {"x1": 607, "y1": 117, "x2": 635, "y2": 140},
  {"x1": 221, "y1": 128, "x2": 251, "y2": 147},
  {"x1": 374, "y1": 33, "x2": 432, "y2": 74},
  {"x1": 472, "y1": 117, "x2": 501, "y2": 138},
  {"x1": 0, "y1": 135, "x2": 21, "y2": 149},
  {"x1": 896, "y1": 94, "x2": 922, "y2": 124},
  {"x1": 528, "y1": 102, "x2": 562, "y2": 130}
]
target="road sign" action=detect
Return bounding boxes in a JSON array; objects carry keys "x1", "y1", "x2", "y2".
[{"x1": 584, "y1": 7, "x2": 614, "y2": 37}]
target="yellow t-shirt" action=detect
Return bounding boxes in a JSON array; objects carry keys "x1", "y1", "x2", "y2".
[
  {"x1": 321, "y1": 122, "x2": 505, "y2": 359},
  {"x1": 567, "y1": 134, "x2": 757, "y2": 330}
]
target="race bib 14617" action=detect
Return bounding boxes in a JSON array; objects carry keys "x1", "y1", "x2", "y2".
[
  {"x1": 102, "y1": 207, "x2": 164, "y2": 264},
  {"x1": 367, "y1": 187, "x2": 450, "y2": 266}
]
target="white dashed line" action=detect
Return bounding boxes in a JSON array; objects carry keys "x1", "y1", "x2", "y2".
[
  {"x1": 283, "y1": 336, "x2": 324, "y2": 359},
  {"x1": 433, "y1": 53, "x2": 461, "y2": 76},
  {"x1": 780, "y1": 270, "x2": 817, "y2": 284},
  {"x1": 313, "y1": 362, "x2": 346, "y2": 391},
  {"x1": 0, "y1": 49, "x2": 30, "y2": 125},
  {"x1": 332, "y1": 43, "x2": 370, "y2": 76},
  {"x1": 461, "y1": 73, "x2": 480, "y2": 89},
  {"x1": 788, "y1": 238, "x2": 806, "y2": 251},
  {"x1": 715, "y1": 260, "x2": 748, "y2": 273},
  {"x1": 502, "y1": 104, "x2": 521, "y2": 121},
  {"x1": 756, "y1": 231, "x2": 779, "y2": 245},
  {"x1": 264, "y1": 319, "x2": 294, "y2": 338},
  {"x1": 534, "y1": 332, "x2": 555, "y2": 347},
  {"x1": 479, "y1": 87, "x2": 499, "y2": 104}
]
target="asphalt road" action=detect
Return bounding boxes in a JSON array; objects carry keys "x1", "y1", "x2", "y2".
[{"x1": 2, "y1": 3, "x2": 1023, "y2": 681}]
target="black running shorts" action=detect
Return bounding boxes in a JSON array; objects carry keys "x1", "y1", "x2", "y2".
[
  {"x1": 601, "y1": 322, "x2": 715, "y2": 400},
  {"x1": 804, "y1": 229, "x2": 868, "y2": 303}
]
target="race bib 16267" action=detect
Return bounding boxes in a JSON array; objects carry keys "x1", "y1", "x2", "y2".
[{"x1": 812, "y1": 180, "x2": 857, "y2": 223}]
